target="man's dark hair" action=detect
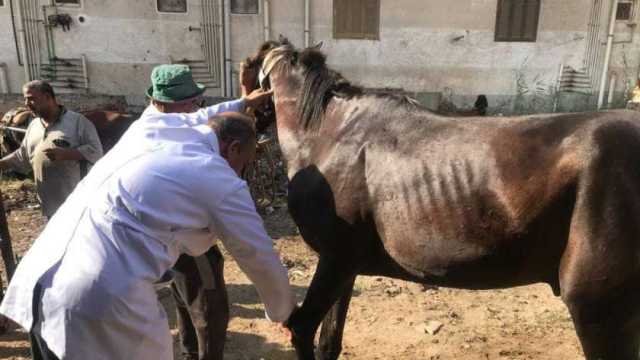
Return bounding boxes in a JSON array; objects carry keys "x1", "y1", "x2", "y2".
[
  {"x1": 208, "y1": 112, "x2": 256, "y2": 150},
  {"x1": 23, "y1": 80, "x2": 56, "y2": 100}
]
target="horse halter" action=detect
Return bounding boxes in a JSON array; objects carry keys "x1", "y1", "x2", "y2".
[
  {"x1": 251, "y1": 63, "x2": 275, "y2": 133},
  {"x1": 258, "y1": 66, "x2": 271, "y2": 92}
]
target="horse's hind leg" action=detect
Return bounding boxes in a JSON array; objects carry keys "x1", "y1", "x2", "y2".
[
  {"x1": 286, "y1": 257, "x2": 358, "y2": 360},
  {"x1": 317, "y1": 275, "x2": 356, "y2": 360}
]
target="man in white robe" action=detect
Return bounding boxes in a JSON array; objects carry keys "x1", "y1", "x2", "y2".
[{"x1": 0, "y1": 64, "x2": 295, "y2": 360}]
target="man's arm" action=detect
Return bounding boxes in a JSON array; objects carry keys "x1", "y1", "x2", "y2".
[
  {"x1": 190, "y1": 89, "x2": 274, "y2": 125},
  {"x1": 210, "y1": 184, "x2": 296, "y2": 322},
  {"x1": 74, "y1": 115, "x2": 104, "y2": 163}
]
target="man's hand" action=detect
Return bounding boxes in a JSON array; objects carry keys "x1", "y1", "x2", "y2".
[
  {"x1": 43, "y1": 148, "x2": 83, "y2": 161},
  {"x1": 243, "y1": 88, "x2": 274, "y2": 109}
]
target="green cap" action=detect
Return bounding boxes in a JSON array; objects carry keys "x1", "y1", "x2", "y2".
[{"x1": 145, "y1": 64, "x2": 206, "y2": 103}]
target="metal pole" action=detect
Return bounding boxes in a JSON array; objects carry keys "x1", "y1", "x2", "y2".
[
  {"x1": 304, "y1": 0, "x2": 310, "y2": 47},
  {"x1": 0, "y1": 63, "x2": 9, "y2": 94},
  {"x1": 202, "y1": 0, "x2": 211, "y2": 78},
  {"x1": 598, "y1": 0, "x2": 619, "y2": 109},
  {"x1": 9, "y1": 0, "x2": 24, "y2": 65},
  {"x1": 223, "y1": 0, "x2": 232, "y2": 97},
  {"x1": 17, "y1": 0, "x2": 31, "y2": 81},
  {"x1": 263, "y1": 0, "x2": 270, "y2": 41},
  {"x1": 217, "y1": 0, "x2": 225, "y2": 96},
  {"x1": 208, "y1": 0, "x2": 218, "y2": 85},
  {"x1": 0, "y1": 126, "x2": 27, "y2": 133},
  {"x1": 607, "y1": 72, "x2": 617, "y2": 107},
  {"x1": 30, "y1": 0, "x2": 42, "y2": 79}
]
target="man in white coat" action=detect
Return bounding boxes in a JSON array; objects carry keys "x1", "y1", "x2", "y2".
[{"x1": 0, "y1": 64, "x2": 296, "y2": 360}]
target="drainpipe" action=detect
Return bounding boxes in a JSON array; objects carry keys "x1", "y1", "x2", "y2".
[
  {"x1": 17, "y1": 0, "x2": 31, "y2": 81},
  {"x1": 607, "y1": 72, "x2": 617, "y2": 107},
  {"x1": 42, "y1": 3, "x2": 56, "y2": 60},
  {"x1": 223, "y1": 0, "x2": 232, "y2": 97},
  {"x1": 0, "y1": 63, "x2": 9, "y2": 94},
  {"x1": 263, "y1": 0, "x2": 271, "y2": 41},
  {"x1": 81, "y1": 54, "x2": 89, "y2": 91},
  {"x1": 9, "y1": 0, "x2": 23, "y2": 65},
  {"x1": 217, "y1": 0, "x2": 225, "y2": 96},
  {"x1": 304, "y1": 0, "x2": 310, "y2": 47},
  {"x1": 598, "y1": 0, "x2": 620, "y2": 109}
]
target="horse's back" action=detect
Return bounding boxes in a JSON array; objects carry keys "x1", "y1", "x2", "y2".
[
  {"x1": 81, "y1": 110, "x2": 136, "y2": 153},
  {"x1": 358, "y1": 108, "x2": 640, "y2": 286}
]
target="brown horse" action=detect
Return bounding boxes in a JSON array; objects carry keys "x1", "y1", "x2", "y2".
[
  {"x1": 0, "y1": 108, "x2": 135, "y2": 155},
  {"x1": 258, "y1": 40, "x2": 640, "y2": 359},
  {"x1": 0, "y1": 107, "x2": 34, "y2": 156}
]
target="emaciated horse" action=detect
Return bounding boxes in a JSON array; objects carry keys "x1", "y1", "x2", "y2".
[{"x1": 259, "y1": 40, "x2": 640, "y2": 359}]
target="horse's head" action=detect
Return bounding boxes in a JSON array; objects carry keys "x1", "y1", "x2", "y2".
[
  {"x1": 260, "y1": 39, "x2": 361, "y2": 131},
  {"x1": 240, "y1": 40, "x2": 283, "y2": 133}
]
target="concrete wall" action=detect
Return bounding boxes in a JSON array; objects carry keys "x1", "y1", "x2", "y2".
[
  {"x1": 50, "y1": 0, "x2": 215, "y2": 105},
  {"x1": 229, "y1": 0, "x2": 639, "y2": 114},
  {"x1": 1, "y1": 0, "x2": 639, "y2": 113},
  {"x1": 0, "y1": 2, "x2": 25, "y2": 94},
  {"x1": 0, "y1": 0, "x2": 219, "y2": 106}
]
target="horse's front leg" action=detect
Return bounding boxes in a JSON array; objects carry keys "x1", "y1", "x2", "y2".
[
  {"x1": 286, "y1": 256, "x2": 357, "y2": 360},
  {"x1": 317, "y1": 275, "x2": 356, "y2": 360}
]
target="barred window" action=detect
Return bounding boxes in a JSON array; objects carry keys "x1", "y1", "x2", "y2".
[
  {"x1": 495, "y1": 0, "x2": 541, "y2": 42},
  {"x1": 231, "y1": 0, "x2": 259, "y2": 14},
  {"x1": 157, "y1": 0, "x2": 187, "y2": 13},
  {"x1": 333, "y1": 0, "x2": 380, "y2": 40},
  {"x1": 616, "y1": 1, "x2": 635, "y2": 21},
  {"x1": 55, "y1": 0, "x2": 80, "y2": 5}
]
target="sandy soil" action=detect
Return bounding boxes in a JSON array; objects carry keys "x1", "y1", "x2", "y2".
[{"x1": 0, "y1": 179, "x2": 584, "y2": 360}]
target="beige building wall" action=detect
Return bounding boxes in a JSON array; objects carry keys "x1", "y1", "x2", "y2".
[
  {"x1": 1, "y1": 0, "x2": 639, "y2": 112},
  {"x1": 229, "y1": 0, "x2": 639, "y2": 112},
  {"x1": 0, "y1": 3, "x2": 23, "y2": 94}
]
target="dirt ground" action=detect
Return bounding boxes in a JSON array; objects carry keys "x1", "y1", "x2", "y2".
[{"x1": 0, "y1": 178, "x2": 585, "y2": 360}]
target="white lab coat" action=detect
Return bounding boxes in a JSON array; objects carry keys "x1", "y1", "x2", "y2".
[{"x1": 0, "y1": 99, "x2": 295, "y2": 359}]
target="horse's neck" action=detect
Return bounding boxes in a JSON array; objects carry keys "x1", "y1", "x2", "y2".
[
  {"x1": 272, "y1": 84, "x2": 315, "y2": 178},
  {"x1": 275, "y1": 106, "x2": 310, "y2": 178}
]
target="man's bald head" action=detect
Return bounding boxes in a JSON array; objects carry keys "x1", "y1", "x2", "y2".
[{"x1": 208, "y1": 112, "x2": 257, "y2": 176}]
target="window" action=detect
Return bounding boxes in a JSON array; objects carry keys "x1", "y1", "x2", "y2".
[
  {"x1": 231, "y1": 0, "x2": 259, "y2": 14},
  {"x1": 333, "y1": 0, "x2": 380, "y2": 40},
  {"x1": 157, "y1": 0, "x2": 187, "y2": 13},
  {"x1": 495, "y1": 0, "x2": 541, "y2": 42},
  {"x1": 616, "y1": 1, "x2": 635, "y2": 21},
  {"x1": 54, "y1": 0, "x2": 80, "y2": 5},
  {"x1": 0, "y1": 0, "x2": 4, "y2": 7}
]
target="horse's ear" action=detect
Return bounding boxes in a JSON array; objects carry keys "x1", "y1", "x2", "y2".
[
  {"x1": 310, "y1": 41, "x2": 323, "y2": 50},
  {"x1": 278, "y1": 34, "x2": 291, "y2": 45}
]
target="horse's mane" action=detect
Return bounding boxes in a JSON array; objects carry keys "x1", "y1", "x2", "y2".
[
  {"x1": 293, "y1": 48, "x2": 420, "y2": 130},
  {"x1": 242, "y1": 40, "x2": 280, "y2": 72}
]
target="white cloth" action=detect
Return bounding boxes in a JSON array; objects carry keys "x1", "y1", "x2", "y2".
[{"x1": 0, "y1": 99, "x2": 296, "y2": 360}]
